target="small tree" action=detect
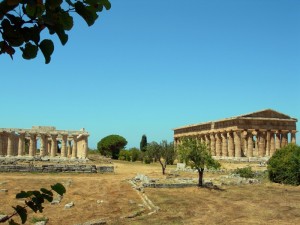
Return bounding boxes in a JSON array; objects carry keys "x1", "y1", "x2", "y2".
[
  {"x1": 268, "y1": 144, "x2": 300, "y2": 185},
  {"x1": 177, "y1": 138, "x2": 221, "y2": 187},
  {"x1": 97, "y1": 135, "x2": 127, "y2": 159},
  {"x1": 146, "y1": 140, "x2": 176, "y2": 175},
  {"x1": 140, "y1": 135, "x2": 147, "y2": 152}
]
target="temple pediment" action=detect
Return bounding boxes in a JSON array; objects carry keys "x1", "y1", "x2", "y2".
[{"x1": 238, "y1": 109, "x2": 292, "y2": 120}]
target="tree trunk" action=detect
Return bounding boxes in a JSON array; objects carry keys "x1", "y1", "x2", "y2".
[
  {"x1": 198, "y1": 168, "x2": 204, "y2": 187},
  {"x1": 162, "y1": 166, "x2": 166, "y2": 175}
]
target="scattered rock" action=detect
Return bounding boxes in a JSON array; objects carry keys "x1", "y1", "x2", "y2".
[
  {"x1": 0, "y1": 189, "x2": 8, "y2": 192},
  {"x1": 35, "y1": 221, "x2": 47, "y2": 225},
  {"x1": 96, "y1": 200, "x2": 104, "y2": 204},
  {"x1": 129, "y1": 200, "x2": 135, "y2": 204},
  {"x1": 64, "y1": 201, "x2": 74, "y2": 209}
]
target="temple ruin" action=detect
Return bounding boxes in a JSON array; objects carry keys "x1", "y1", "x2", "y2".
[
  {"x1": 0, "y1": 126, "x2": 89, "y2": 159},
  {"x1": 173, "y1": 109, "x2": 297, "y2": 158}
]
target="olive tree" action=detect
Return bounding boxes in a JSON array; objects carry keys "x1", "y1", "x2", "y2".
[
  {"x1": 0, "y1": 0, "x2": 111, "y2": 63},
  {"x1": 146, "y1": 140, "x2": 176, "y2": 175},
  {"x1": 177, "y1": 138, "x2": 220, "y2": 187}
]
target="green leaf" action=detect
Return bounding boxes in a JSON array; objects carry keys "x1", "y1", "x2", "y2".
[
  {"x1": 53, "y1": 24, "x2": 68, "y2": 45},
  {"x1": 25, "y1": 200, "x2": 38, "y2": 213},
  {"x1": 20, "y1": 42, "x2": 38, "y2": 60},
  {"x1": 40, "y1": 188, "x2": 53, "y2": 196},
  {"x1": 25, "y1": 3, "x2": 45, "y2": 18},
  {"x1": 51, "y1": 183, "x2": 66, "y2": 196},
  {"x1": 16, "y1": 191, "x2": 30, "y2": 199},
  {"x1": 59, "y1": 12, "x2": 73, "y2": 31},
  {"x1": 47, "y1": 0, "x2": 63, "y2": 9},
  {"x1": 21, "y1": 26, "x2": 40, "y2": 44},
  {"x1": 100, "y1": 0, "x2": 111, "y2": 10},
  {"x1": 42, "y1": 193, "x2": 53, "y2": 202},
  {"x1": 39, "y1": 39, "x2": 54, "y2": 64},
  {"x1": 12, "y1": 205, "x2": 27, "y2": 224},
  {"x1": 75, "y1": 2, "x2": 98, "y2": 26}
]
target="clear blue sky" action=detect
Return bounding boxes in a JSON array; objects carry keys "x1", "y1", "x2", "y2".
[{"x1": 1, "y1": 0, "x2": 300, "y2": 148}]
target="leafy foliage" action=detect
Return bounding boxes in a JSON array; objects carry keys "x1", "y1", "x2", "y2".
[
  {"x1": 97, "y1": 134, "x2": 128, "y2": 159},
  {"x1": 177, "y1": 138, "x2": 221, "y2": 186},
  {"x1": 146, "y1": 140, "x2": 176, "y2": 175},
  {"x1": 0, "y1": 183, "x2": 65, "y2": 224},
  {"x1": 267, "y1": 144, "x2": 300, "y2": 185},
  {"x1": 140, "y1": 135, "x2": 147, "y2": 152},
  {"x1": 0, "y1": 0, "x2": 111, "y2": 63},
  {"x1": 233, "y1": 166, "x2": 255, "y2": 178},
  {"x1": 118, "y1": 147, "x2": 141, "y2": 162}
]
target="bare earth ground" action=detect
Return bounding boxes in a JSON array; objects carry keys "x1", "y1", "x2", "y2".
[{"x1": 1, "y1": 157, "x2": 300, "y2": 225}]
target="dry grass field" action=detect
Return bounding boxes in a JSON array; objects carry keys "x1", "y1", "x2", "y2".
[{"x1": 1, "y1": 158, "x2": 300, "y2": 225}]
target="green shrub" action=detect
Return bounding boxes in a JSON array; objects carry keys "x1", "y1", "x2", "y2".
[
  {"x1": 143, "y1": 156, "x2": 151, "y2": 164},
  {"x1": 268, "y1": 144, "x2": 300, "y2": 185},
  {"x1": 233, "y1": 166, "x2": 255, "y2": 178},
  {"x1": 118, "y1": 150, "x2": 130, "y2": 161},
  {"x1": 129, "y1": 148, "x2": 141, "y2": 162},
  {"x1": 31, "y1": 216, "x2": 48, "y2": 223}
]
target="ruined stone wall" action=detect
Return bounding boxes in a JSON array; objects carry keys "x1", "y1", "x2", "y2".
[{"x1": 0, "y1": 164, "x2": 114, "y2": 173}]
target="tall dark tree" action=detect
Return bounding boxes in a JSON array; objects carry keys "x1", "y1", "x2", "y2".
[
  {"x1": 0, "y1": 0, "x2": 111, "y2": 63},
  {"x1": 97, "y1": 135, "x2": 127, "y2": 159},
  {"x1": 140, "y1": 134, "x2": 147, "y2": 152}
]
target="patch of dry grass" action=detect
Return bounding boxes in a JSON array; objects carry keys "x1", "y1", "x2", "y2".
[{"x1": 0, "y1": 159, "x2": 299, "y2": 225}]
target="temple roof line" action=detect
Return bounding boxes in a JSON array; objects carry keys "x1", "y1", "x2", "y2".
[{"x1": 173, "y1": 109, "x2": 298, "y2": 130}]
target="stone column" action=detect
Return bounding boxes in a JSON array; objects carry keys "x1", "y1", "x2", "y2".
[
  {"x1": 281, "y1": 131, "x2": 288, "y2": 147},
  {"x1": 291, "y1": 131, "x2": 296, "y2": 144},
  {"x1": 247, "y1": 132, "x2": 253, "y2": 157},
  {"x1": 221, "y1": 132, "x2": 228, "y2": 157},
  {"x1": 7, "y1": 132, "x2": 14, "y2": 157},
  {"x1": 47, "y1": 140, "x2": 51, "y2": 155},
  {"x1": 82, "y1": 136, "x2": 88, "y2": 159},
  {"x1": 18, "y1": 133, "x2": 25, "y2": 157},
  {"x1": 265, "y1": 131, "x2": 271, "y2": 156},
  {"x1": 50, "y1": 134, "x2": 57, "y2": 157},
  {"x1": 215, "y1": 133, "x2": 222, "y2": 156},
  {"x1": 205, "y1": 134, "x2": 210, "y2": 147},
  {"x1": 61, "y1": 135, "x2": 67, "y2": 157},
  {"x1": 0, "y1": 132, "x2": 3, "y2": 156},
  {"x1": 275, "y1": 132, "x2": 281, "y2": 150},
  {"x1": 210, "y1": 133, "x2": 216, "y2": 156},
  {"x1": 39, "y1": 134, "x2": 46, "y2": 157},
  {"x1": 270, "y1": 132, "x2": 276, "y2": 156},
  {"x1": 258, "y1": 131, "x2": 266, "y2": 157},
  {"x1": 228, "y1": 132, "x2": 234, "y2": 157},
  {"x1": 72, "y1": 136, "x2": 77, "y2": 159},
  {"x1": 29, "y1": 133, "x2": 36, "y2": 157},
  {"x1": 234, "y1": 131, "x2": 241, "y2": 157},
  {"x1": 68, "y1": 140, "x2": 72, "y2": 157}
]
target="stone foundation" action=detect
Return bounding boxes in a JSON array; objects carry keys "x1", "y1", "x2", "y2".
[{"x1": 0, "y1": 164, "x2": 114, "y2": 173}]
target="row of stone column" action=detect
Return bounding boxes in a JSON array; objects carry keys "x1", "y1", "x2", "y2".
[
  {"x1": 0, "y1": 132, "x2": 88, "y2": 159},
  {"x1": 175, "y1": 130, "x2": 297, "y2": 157}
]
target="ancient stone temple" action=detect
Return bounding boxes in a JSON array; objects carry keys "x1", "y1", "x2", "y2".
[
  {"x1": 173, "y1": 109, "x2": 297, "y2": 158},
  {"x1": 0, "y1": 126, "x2": 89, "y2": 159}
]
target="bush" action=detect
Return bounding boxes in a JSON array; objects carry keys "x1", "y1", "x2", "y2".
[
  {"x1": 233, "y1": 166, "x2": 255, "y2": 178},
  {"x1": 118, "y1": 150, "x2": 130, "y2": 161},
  {"x1": 268, "y1": 144, "x2": 300, "y2": 185}
]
